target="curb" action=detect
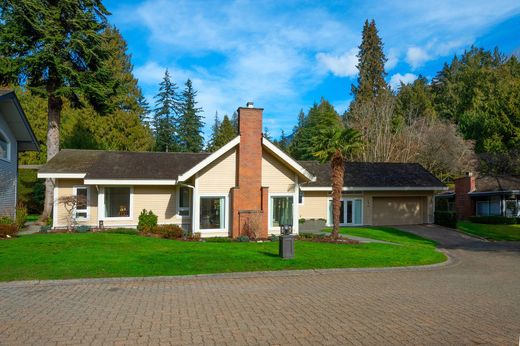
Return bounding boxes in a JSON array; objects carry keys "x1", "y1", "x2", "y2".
[{"x1": 0, "y1": 249, "x2": 455, "y2": 288}]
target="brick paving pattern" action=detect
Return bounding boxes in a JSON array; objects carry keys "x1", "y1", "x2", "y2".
[{"x1": 0, "y1": 225, "x2": 519, "y2": 345}]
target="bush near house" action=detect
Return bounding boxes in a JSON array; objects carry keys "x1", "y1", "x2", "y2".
[
  {"x1": 468, "y1": 216, "x2": 517, "y2": 225},
  {"x1": 434, "y1": 211, "x2": 457, "y2": 228},
  {"x1": 137, "y1": 209, "x2": 158, "y2": 231},
  {"x1": 142, "y1": 224, "x2": 184, "y2": 239},
  {"x1": 0, "y1": 224, "x2": 18, "y2": 238}
]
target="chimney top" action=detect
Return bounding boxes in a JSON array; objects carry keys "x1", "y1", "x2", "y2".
[
  {"x1": 246, "y1": 101, "x2": 254, "y2": 108},
  {"x1": 466, "y1": 172, "x2": 473, "y2": 177}
]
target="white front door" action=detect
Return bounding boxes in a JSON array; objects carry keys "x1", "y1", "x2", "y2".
[{"x1": 328, "y1": 198, "x2": 363, "y2": 226}]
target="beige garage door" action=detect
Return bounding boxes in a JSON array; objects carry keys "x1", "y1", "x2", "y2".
[{"x1": 372, "y1": 197, "x2": 425, "y2": 225}]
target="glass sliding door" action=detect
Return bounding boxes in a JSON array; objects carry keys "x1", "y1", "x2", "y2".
[
  {"x1": 271, "y1": 196, "x2": 294, "y2": 228},
  {"x1": 328, "y1": 198, "x2": 363, "y2": 226},
  {"x1": 200, "y1": 196, "x2": 225, "y2": 230}
]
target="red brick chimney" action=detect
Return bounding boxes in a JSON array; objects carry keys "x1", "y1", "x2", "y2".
[
  {"x1": 230, "y1": 102, "x2": 268, "y2": 238},
  {"x1": 454, "y1": 172, "x2": 476, "y2": 220}
]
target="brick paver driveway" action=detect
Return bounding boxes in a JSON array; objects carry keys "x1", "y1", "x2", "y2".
[{"x1": 1, "y1": 225, "x2": 519, "y2": 345}]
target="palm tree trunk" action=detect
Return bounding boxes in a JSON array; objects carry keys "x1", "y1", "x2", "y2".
[
  {"x1": 330, "y1": 151, "x2": 344, "y2": 239},
  {"x1": 42, "y1": 94, "x2": 62, "y2": 220}
]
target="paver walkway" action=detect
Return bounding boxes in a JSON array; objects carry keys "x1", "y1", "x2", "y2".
[{"x1": 1, "y1": 225, "x2": 519, "y2": 345}]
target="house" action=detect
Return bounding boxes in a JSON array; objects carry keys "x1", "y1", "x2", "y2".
[
  {"x1": 0, "y1": 89, "x2": 39, "y2": 218},
  {"x1": 37, "y1": 103, "x2": 446, "y2": 236},
  {"x1": 438, "y1": 173, "x2": 520, "y2": 219}
]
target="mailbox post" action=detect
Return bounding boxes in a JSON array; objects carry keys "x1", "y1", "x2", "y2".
[{"x1": 279, "y1": 224, "x2": 295, "y2": 259}]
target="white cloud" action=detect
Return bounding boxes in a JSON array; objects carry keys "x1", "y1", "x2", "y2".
[
  {"x1": 316, "y1": 48, "x2": 358, "y2": 77},
  {"x1": 406, "y1": 47, "x2": 430, "y2": 69},
  {"x1": 389, "y1": 73, "x2": 418, "y2": 90},
  {"x1": 385, "y1": 49, "x2": 399, "y2": 70}
]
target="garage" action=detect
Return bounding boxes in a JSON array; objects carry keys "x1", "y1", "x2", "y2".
[{"x1": 372, "y1": 197, "x2": 425, "y2": 225}]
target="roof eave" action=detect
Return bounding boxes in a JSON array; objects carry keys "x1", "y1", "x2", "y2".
[
  {"x1": 0, "y1": 91, "x2": 39, "y2": 152},
  {"x1": 262, "y1": 138, "x2": 316, "y2": 182}
]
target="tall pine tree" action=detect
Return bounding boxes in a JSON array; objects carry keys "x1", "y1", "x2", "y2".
[
  {"x1": 0, "y1": 0, "x2": 117, "y2": 218},
  {"x1": 208, "y1": 115, "x2": 237, "y2": 152},
  {"x1": 178, "y1": 79, "x2": 204, "y2": 152},
  {"x1": 153, "y1": 69, "x2": 181, "y2": 152}
]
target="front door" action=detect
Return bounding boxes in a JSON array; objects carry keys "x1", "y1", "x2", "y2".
[{"x1": 329, "y1": 198, "x2": 363, "y2": 226}]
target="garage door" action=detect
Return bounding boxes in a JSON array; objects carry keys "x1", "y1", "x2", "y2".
[{"x1": 372, "y1": 197, "x2": 425, "y2": 225}]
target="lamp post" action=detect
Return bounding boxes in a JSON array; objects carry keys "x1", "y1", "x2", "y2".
[{"x1": 279, "y1": 224, "x2": 294, "y2": 259}]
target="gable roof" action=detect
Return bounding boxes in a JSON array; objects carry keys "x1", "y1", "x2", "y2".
[
  {"x1": 262, "y1": 138, "x2": 316, "y2": 182},
  {"x1": 299, "y1": 161, "x2": 446, "y2": 190},
  {"x1": 473, "y1": 175, "x2": 520, "y2": 193},
  {"x1": 0, "y1": 89, "x2": 39, "y2": 152}
]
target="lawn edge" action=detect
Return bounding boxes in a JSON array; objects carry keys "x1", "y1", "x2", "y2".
[{"x1": 0, "y1": 249, "x2": 453, "y2": 287}]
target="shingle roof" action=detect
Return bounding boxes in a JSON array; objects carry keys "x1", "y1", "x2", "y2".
[
  {"x1": 39, "y1": 149, "x2": 211, "y2": 180},
  {"x1": 299, "y1": 161, "x2": 445, "y2": 188},
  {"x1": 475, "y1": 175, "x2": 520, "y2": 192}
]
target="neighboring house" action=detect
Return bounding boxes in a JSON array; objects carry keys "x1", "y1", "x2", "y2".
[
  {"x1": 37, "y1": 103, "x2": 446, "y2": 237},
  {"x1": 0, "y1": 89, "x2": 39, "y2": 218},
  {"x1": 438, "y1": 173, "x2": 520, "y2": 219}
]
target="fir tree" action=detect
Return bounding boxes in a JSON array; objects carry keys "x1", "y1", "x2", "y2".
[
  {"x1": 153, "y1": 69, "x2": 181, "y2": 152},
  {"x1": 263, "y1": 127, "x2": 272, "y2": 141},
  {"x1": 277, "y1": 130, "x2": 290, "y2": 152},
  {"x1": 0, "y1": 0, "x2": 117, "y2": 218},
  {"x1": 178, "y1": 79, "x2": 204, "y2": 152},
  {"x1": 209, "y1": 115, "x2": 237, "y2": 152},
  {"x1": 231, "y1": 111, "x2": 239, "y2": 132},
  {"x1": 349, "y1": 19, "x2": 389, "y2": 116},
  {"x1": 206, "y1": 111, "x2": 221, "y2": 151}
]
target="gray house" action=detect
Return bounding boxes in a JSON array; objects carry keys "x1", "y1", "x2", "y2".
[{"x1": 0, "y1": 90, "x2": 39, "y2": 218}]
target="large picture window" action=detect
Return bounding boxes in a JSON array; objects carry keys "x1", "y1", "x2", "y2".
[
  {"x1": 0, "y1": 131, "x2": 9, "y2": 161},
  {"x1": 178, "y1": 186, "x2": 190, "y2": 216},
  {"x1": 105, "y1": 187, "x2": 131, "y2": 218},
  {"x1": 73, "y1": 186, "x2": 89, "y2": 220},
  {"x1": 200, "y1": 196, "x2": 225, "y2": 230},
  {"x1": 328, "y1": 198, "x2": 363, "y2": 225},
  {"x1": 271, "y1": 196, "x2": 293, "y2": 228}
]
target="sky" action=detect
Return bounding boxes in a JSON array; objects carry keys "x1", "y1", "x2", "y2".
[{"x1": 105, "y1": 0, "x2": 520, "y2": 140}]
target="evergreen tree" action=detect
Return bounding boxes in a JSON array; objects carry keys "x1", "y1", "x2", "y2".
[
  {"x1": 231, "y1": 111, "x2": 239, "y2": 132},
  {"x1": 263, "y1": 127, "x2": 272, "y2": 141},
  {"x1": 209, "y1": 115, "x2": 237, "y2": 152},
  {"x1": 207, "y1": 111, "x2": 221, "y2": 151},
  {"x1": 178, "y1": 79, "x2": 204, "y2": 152},
  {"x1": 0, "y1": 0, "x2": 117, "y2": 218},
  {"x1": 277, "y1": 130, "x2": 290, "y2": 152},
  {"x1": 351, "y1": 20, "x2": 389, "y2": 102},
  {"x1": 153, "y1": 69, "x2": 181, "y2": 152},
  {"x1": 289, "y1": 99, "x2": 341, "y2": 160},
  {"x1": 395, "y1": 75, "x2": 437, "y2": 124}
]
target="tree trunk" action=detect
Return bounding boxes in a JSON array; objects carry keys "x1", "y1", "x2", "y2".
[
  {"x1": 42, "y1": 95, "x2": 63, "y2": 220},
  {"x1": 330, "y1": 151, "x2": 344, "y2": 239}
]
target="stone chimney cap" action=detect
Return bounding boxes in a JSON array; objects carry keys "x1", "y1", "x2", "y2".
[{"x1": 246, "y1": 101, "x2": 254, "y2": 108}]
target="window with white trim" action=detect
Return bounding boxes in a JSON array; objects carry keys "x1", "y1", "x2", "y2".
[
  {"x1": 200, "y1": 196, "x2": 225, "y2": 230},
  {"x1": 298, "y1": 188, "x2": 304, "y2": 204},
  {"x1": 0, "y1": 130, "x2": 10, "y2": 161},
  {"x1": 271, "y1": 196, "x2": 294, "y2": 228},
  {"x1": 105, "y1": 187, "x2": 131, "y2": 218},
  {"x1": 178, "y1": 186, "x2": 190, "y2": 216},
  {"x1": 73, "y1": 186, "x2": 89, "y2": 220}
]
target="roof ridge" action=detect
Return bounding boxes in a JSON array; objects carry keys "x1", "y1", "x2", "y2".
[{"x1": 61, "y1": 149, "x2": 211, "y2": 155}]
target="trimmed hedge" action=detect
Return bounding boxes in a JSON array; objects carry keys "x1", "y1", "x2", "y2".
[
  {"x1": 468, "y1": 216, "x2": 517, "y2": 225},
  {"x1": 434, "y1": 211, "x2": 457, "y2": 228}
]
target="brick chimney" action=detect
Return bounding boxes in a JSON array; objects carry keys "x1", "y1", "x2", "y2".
[
  {"x1": 230, "y1": 102, "x2": 268, "y2": 238},
  {"x1": 454, "y1": 172, "x2": 476, "y2": 220}
]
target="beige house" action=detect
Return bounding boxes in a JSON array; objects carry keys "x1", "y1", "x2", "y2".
[{"x1": 38, "y1": 103, "x2": 446, "y2": 237}]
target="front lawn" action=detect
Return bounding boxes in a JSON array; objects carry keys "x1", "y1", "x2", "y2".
[
  {"x1": 0, "y1": 228, "x2": 445, "y2": 281},
  {"x1": 457, "y1": 221, "x2": 520, "y2": 241}
]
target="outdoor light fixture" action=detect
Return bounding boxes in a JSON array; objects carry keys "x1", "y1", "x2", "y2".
[{"x1": 279, "y1": 224, "x2": 294, "y2": 259}]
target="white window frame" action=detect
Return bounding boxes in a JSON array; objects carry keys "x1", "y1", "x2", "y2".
[
  {"x1": 0, "y1": 128, "x2": 11, "y2": 162},
  {"x1": 298, "y1": 187, "x2": 304, "y2": 205},
  {"x1": 72, "y1": 186, "x2": 90, "y2": 221},
  {"x1": 100, "y1": 186, "x2": 134, "y2": 221},
  {"x1": 198, "y1": 194, "x2": 228, "y2": 232},
  {"x1": 327, "y1": 197, "x2": 363, "y2": 226},
  {"x1": 269, "y1": 193, "x2": 295, "y2": 230},
  {"x1": 177, "y1": 186, "x2": 191, "y2": 217}
]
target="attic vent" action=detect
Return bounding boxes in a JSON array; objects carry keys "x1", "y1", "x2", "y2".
[{"x1": 246, "y1": 101, "x2": 254, "y2": 108}]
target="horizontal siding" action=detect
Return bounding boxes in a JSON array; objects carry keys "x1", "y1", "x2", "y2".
[
  {"x1": 0, "y1": 115, "x2": 17, "y2": 218},
  {"x1": 262, "y1": 151, "x2": 295, "y2": 193},
  {"x1": 55, "y1": 179, "x2": 97, "y2": 227},
  {"x1": 198, "y1": 148, "x2": 236, "y2": 194},
  {"x1": 299, "y1": 191, "x2": 328, "y2": 220}
]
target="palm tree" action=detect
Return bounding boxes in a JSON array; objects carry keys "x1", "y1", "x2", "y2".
[{"x1": 312, "y1": 126, "x2": 363, "y2": 239}]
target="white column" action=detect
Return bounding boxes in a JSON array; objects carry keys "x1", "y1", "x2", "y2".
[
  {"x1": 293, "y1": 174, "x2": 299, "y2": 234},
  {"x1": 192, "y1": 174, "x2": 199, "y2": 233}
]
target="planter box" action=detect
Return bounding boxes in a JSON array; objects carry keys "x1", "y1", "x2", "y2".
[{"x1": 299, "y1": 219, "x2": 326, "y2": 233}]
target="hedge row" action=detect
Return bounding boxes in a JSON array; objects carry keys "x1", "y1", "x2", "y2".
[
  {"x1": 468, "y1": 216, "x2": 517, "y2": 225},
  {"x1": 434, "y1": 211, "x2": 457, "y2": 228}
]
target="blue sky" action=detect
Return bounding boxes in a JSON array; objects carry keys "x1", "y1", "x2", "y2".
[{"x1": 105, "y1": 0, "x2": 520, "y2": 140}]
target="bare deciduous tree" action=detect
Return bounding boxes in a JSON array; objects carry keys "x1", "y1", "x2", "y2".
[{"x1": 58, "y1": 195, "x2": 87, "y2": 232}]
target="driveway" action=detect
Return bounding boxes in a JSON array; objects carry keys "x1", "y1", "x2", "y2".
[{"x1": 1, "y1": 225, "x2": 519, "y2": 345}]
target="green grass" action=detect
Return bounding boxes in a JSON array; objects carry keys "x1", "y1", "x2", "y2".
[
  {"x1": 0, "y1": 228, "x2": 445, "y2": 282},
  {"x1": 24, "y1": 214, "x2": 39, "y2": 222},
  {"x1": 457, "y1": 221, "x2": 520, "y2": 241}
]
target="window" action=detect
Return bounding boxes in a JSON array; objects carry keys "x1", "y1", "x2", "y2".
[
  {"x1": 298, "y1": 188, "x2": 304, "y2": 204},
  {"x1": 73, "y1": 187, "x2": 88, "y2": 220},
  {"x1": 105, "y1": 187, "x2": 131, "y2": 218},
  {"x1": 178, "y1": 186, "x2": 190, "y2": 216},
  {"x1": 200, "y1": 196, "x2": 225, "y2": 230},
  {"x1": 271, "y1": 196, "x2": 293, "y2": 228},
  {"x1": 328, "y1": 198, "x2": 363, "y2": 225},
  {"x1": 476, "y1": 197, "x2": 501, "y2": 216},
  {"x1": 0, "y1": 130, "x2": 9, "y2": 161}
]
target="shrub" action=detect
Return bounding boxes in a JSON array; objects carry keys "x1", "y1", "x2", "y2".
[
  {"x1": 191, "y1": 232, "x2": 201, "y2": 241},
  {"x1": 15, "y1": 204, "x2": 28, "y2": 230},
  {"x1": 0, "y1": 216, "x2": 14, "y2": 225},
  {"x1": 103, "y1": 228, "x2": 138, "y2": 235},
  {"x1": 204, "y1": 236, "x2": 232, "y2": 242},
  {"x1": 242, "y1": 214, "x2": 261, "y2": 240},
  {"x1": 237, "y1": 235, "x2": 250, "y2": 242},
  {"x1": 298, "y1": 232, "x2": 325, "y2": 239},
  {"x1": 145, "y1": 224, "x2": 183, "y2": 239},
  {"x1": 74, "y1": 225, "x2": 91, "y2": 233},
  {"x1": 137, "y1": 209, "x2": 158, "y2": 231},
  {"x1": 268, "y1": 234, "x2": 279, "y2": 242},
  {"x1": 0, "y1": 224, "x2": 17, "y2": 238},
  {"x1": 468, "y1": 216, "x2": 517, "y2": 225},
  {"x1": 434, "y1": 211, "x2": 457, "y2": 228}
]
